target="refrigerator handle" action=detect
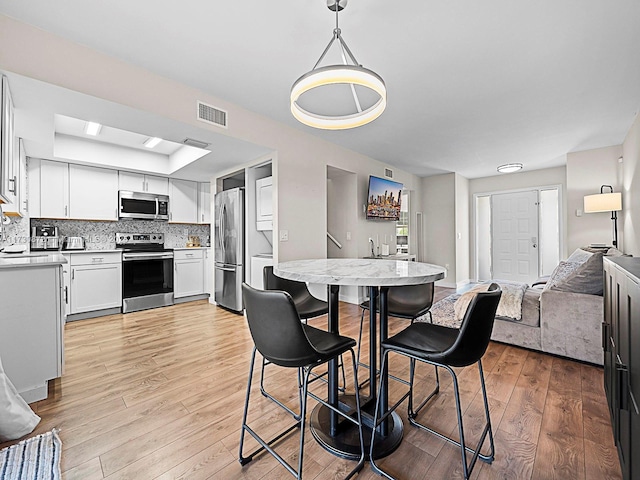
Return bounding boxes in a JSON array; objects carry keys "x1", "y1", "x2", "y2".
[{"x1": 221, "y1": 204, "x2": 226, "y2": 259}]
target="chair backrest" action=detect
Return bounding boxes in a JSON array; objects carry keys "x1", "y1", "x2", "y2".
[
  {"x1": 263, "y1": 265, "x2": 311, "y2": 304},
  {"x1": 242, "y1": 283, "x2": 321, "y2": 368},
  {"x1": 441, "y1": 283, "x2": 502, "y2": 367},
  {"x1": 387, "y1": 283, "x2": 434, "y2": 318}
]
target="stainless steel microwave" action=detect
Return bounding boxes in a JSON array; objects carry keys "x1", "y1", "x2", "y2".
[{"x1": 119, "y1": 190, "x2": 169, "y2": 221}]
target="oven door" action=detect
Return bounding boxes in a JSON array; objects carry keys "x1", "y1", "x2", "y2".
[{"x1": 122, "y1": 252, "x2": 174, "y2": 312}]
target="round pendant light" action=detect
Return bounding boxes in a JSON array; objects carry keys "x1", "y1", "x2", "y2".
[{"x1": 290, "y1": 0, "x2": 386, "y2": 130}]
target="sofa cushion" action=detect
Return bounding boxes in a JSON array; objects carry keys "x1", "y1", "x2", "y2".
[
  {"x1": 546, "y1": 252, "x2": 605, "y2": 295},
  {"x1": 566, "y1": 248, "x2": 593, "y2": 264}
]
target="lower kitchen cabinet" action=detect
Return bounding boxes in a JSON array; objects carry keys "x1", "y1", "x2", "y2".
[
  {"x1": 174, "y1": 249, "x2": 204, "y2": 298},
  {"x1": 0, "y1": 263, "x2": 64, "y2": 402},
  {"x1": 204, "y1": 248, "x2": 212, "y2": 296},
  {"x1": 69, "y1": 252, "x2": 122, "y2": 314},
  {"x1": 603, "y1": 257, "x2": 640, "y2": 480}
]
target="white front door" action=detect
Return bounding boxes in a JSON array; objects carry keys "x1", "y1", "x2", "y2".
[{"x1": 491, "y1": 190, "x2": 539, "y2": 284}]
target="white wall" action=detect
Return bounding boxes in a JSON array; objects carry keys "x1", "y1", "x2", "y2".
[
  {"x1": 422, "y1": 173, "x2": 456, "y2": 287},
  {"x1": 622, "y1": 113, "x2": 640, "y2": 255},
  {"x1": 566, "y1": 145, "x2": 623, "y2": 252},
  {"x1": 455, "y1": 174, "x2": 470, "y2": 286}
]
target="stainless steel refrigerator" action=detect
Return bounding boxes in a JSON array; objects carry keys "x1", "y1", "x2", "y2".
[{"x1": 214, "y1": 188, "x2": 244, "y2": 312}]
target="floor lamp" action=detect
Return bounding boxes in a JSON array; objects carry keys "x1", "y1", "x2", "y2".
[{"x1": 583, "y1": 185, "x2": 622, "y2": 248}]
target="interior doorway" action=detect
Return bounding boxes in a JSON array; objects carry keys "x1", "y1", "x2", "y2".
[
  {"x1": 326, "y1": 166, "x2": 357, "y2": 259},
  {"x1": 475, "y1": 186, "x2": 561, "y2": 285}
]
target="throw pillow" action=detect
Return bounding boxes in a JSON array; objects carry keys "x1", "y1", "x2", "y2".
[
  {"x1": 543, "y1": 261, "x2": 582, "y2": 291},
  {"x1": 566, "y1": 248, "x2": 593, "y2": 264},
  {"x1": 548, "y1": 252, "x2": 605, "y2": 295}
]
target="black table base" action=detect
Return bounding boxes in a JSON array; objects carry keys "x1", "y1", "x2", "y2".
[{"x1": 309, "y1": 394, "x2": 403, "y2": 460}]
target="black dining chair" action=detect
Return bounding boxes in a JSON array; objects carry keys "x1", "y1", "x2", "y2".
[
  {"x1": 261, "y1": 266, "x2": 345, "y2": 417},
  {"x1": 357, "y1": 282, "x2": 435, "y2": 384},
  {"x1": 239, "y1": 283, "x2": 365, "y2": 480},
  {"x1": 370, "y1": 283, "x2": 502, "y2": 480}
]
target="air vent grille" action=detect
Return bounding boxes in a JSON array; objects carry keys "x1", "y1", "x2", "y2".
[
  {"x1": 197, "y1": 101, "x2": 228, "y2": 128},
  {"x1": 384, "y1": 168, "x2": 393, "y2": 178},
  {"x1": 183, "y1": 138, "x2": 210, "y2": 149}
]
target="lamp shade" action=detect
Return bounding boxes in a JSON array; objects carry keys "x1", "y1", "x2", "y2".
[{"x1": 584, "y1": 192, "x2": 622, "y2": 213}]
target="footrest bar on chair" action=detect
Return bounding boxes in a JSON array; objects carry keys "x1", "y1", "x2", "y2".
[{"x1": 239, "y1": 423, "x2": 301, "y2": 473}]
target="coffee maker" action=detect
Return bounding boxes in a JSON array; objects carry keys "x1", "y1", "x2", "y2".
[{"x1": 31, "y1": 225, "x2": 60, "y2": 251}]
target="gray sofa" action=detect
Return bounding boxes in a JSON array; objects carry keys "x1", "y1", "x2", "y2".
[{"x1": 428, "y1": 247, "x2": 622, "y2": 366}]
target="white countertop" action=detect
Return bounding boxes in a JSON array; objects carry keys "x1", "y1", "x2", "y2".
[
  {"x1": 0, "y1": 253, "x2": 67, "y2": 269},
  {"x1": 275, "y1": 258, "x2": 446, "y2": 286},
  {"x1": 172, "y1": 246, "x2": 210, "y2": 250}
]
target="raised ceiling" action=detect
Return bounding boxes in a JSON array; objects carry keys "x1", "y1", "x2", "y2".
[{"x1": 1, "y1": 0, "x2": 640, "y2": 178}]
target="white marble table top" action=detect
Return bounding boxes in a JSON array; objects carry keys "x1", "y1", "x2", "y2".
[{"x1": 275, "y1": 258, "x2": 446, "y2": 286}]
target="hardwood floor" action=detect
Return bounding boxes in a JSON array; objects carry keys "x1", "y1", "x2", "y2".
[{"x1": 0, "y1": 290, "x2": 622, "y2": 480}]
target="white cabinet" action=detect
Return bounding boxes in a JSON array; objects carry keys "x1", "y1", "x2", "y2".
[
  {"x1": 0, "y1": 264, "x2": 64, "y2": 402},
  {"x1": 169, "y1": 178, "x2": 198, "y2": 223},
  {"x1": 0, "y1": 75, "x2": 16, "y2": 206},
  {"x1": 39, "y1": 159, "x2": 69, "y2": 218},
  {"x1": 119, "y1": 171, "x2": 169, "y2": 195},
  {"x1": 256, "y1": 176, "x2": 273, "y2": 231},
  {"x1": 174, "y1": 249, "x2": 204, "y2": 298},
  {"x1": 204, "y1": 248, "x2": 212, "y2": 295},
  {"x1": 30, "y1": 160, "x2": 118, "y2": 220},
  {"x1": 27, "y1": 158, "x2": 41, "y2": 218},
  {"x1": 2, "y1": 138, "x2": 27, "y2": 216},
  {"x1": 69, "y1": 252, "x2": 122, "y2": 314},
  {"x1": 62, "y1": 254, "x2": 71, "y2": 318},
  {"x1": 69, "y1": 164, "x2": 119, "y2": 220},
  {"x1": 198, "y1": 182, "x2": 211, "y2": 224}
]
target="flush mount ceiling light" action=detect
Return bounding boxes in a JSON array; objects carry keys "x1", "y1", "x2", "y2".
[
  {"x1": 290, "y1": 0, "x2": 386, "y2": 130},
  {"x1": 497, "y1": 163, "x2": 523, "y2": 173},
  {"x1": 143, "y1": 137, "x2": 163, "y2": 148},
  {"x1": 84, "y1": 121, "x2": 102, "y2": 136}
]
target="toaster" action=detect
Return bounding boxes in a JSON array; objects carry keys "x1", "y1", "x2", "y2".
[{"x1": 63, "y1": 236, "x2": 86, "y2": 250}]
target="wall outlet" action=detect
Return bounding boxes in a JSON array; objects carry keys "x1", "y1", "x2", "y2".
[
  {"x1": 279, "y1": 230, "x2": 289, "y2": 242},
  {"x1": 346, "y1": 232, "x2": 351, "y2": 240}
]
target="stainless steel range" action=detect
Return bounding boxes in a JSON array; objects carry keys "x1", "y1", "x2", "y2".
[{"x1": 116, "y1": 232, "x2": 174, "y2": 313}]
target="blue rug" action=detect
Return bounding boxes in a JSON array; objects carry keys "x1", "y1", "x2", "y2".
[{"x1": 0, "y1": 430, "x2": 61, "y2": 480}]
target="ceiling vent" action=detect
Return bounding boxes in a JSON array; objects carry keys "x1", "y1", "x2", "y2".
[
  {"x1": 183, "y1": 138, "x2": 210, "y2": 149},
  {"x1": 384, "y1": 168, "x2": 393, "y2": 178},
  {"x1": 197, "y1": 101, "x2": 228, "y2": 128}
]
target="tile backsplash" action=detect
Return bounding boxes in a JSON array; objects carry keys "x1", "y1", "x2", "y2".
[
  {"x1": 0, "y1": 215, "x2": 30, "y2": 249},
  {"x1": 30, "y1": 219, "x2": 211, "y2": 250}
]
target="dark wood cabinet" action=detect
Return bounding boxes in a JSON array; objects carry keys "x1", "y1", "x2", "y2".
[{"x1": 603, "y1": 257, "x2": 640, "y2": 480}]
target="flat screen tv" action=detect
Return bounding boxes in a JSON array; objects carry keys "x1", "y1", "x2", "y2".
[{"x1": 366, "y1": 175, "x2": 403, "y2": 220}]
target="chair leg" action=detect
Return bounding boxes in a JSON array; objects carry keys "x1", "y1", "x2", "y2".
[
  {"x1": 369, "y1": 350, "x2": 396, "y2": 480},
  {"x1": 260, "y1": 356, "x2": 302, "y2": 420},
  {"x1": 408, "y1": 361, "x2": 494, "y2": 479},
  {"x1": 307, "y1": 350, "x2": 366, "y2": 479}
]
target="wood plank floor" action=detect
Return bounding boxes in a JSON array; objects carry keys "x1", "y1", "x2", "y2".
[{"x1": 0, "y1": 290, "x2": 622, "y2": 479}]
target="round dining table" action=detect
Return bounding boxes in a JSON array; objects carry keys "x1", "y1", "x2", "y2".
[{"x1": 274, "y1": 258, "x2": 446, "y2": 459}]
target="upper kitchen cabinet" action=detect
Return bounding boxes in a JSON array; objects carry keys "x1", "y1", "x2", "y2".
[
  {"x1": 69, "y1": 164, "x2": 118, "y2": 220},
  {"x1": 30, "y1": 160, "x2": 118, "y2": 220},
  {"x1": 39, "y1": 159, "x2": 69, "y2": 218},
  {"x1": 198, "y1": 182, "x2": 211, "y2": 224},
  {"x1": 2, "y1": 138, "x2": 28, "y2": 216},
  {"x1": 256, "y1": 176, "x2": 273, "y2": 231},
  {"x1": 118, "y1": 171, "x2": 169, "y2": 195},
  {"x1": 169, "y1": 178, "x2": 198, "y2": 223},
  {"x1": 0, "y1": 75, "x2": 17, "y2": 205}
]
